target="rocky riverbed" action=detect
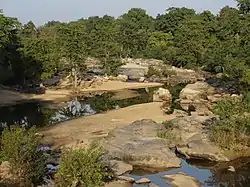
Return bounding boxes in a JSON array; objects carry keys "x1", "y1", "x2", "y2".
[{"x1": 0, "y1": 74, "x2": 249, "y2": 186}]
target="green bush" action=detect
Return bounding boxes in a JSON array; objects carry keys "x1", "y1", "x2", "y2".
[
  {"x1": 0, "y1": 127, "x2": 46, "y2": 186},
  {"x1": 210, "y1": 96, "x2": 250, "y2": 151},
  {"x1": 55, "y1": 146, "x2": 112, "y2": 187}
]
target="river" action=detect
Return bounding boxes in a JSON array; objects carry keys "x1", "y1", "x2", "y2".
[{"x1": 0, "y1": 86, "x2": 250, "y2": 187}]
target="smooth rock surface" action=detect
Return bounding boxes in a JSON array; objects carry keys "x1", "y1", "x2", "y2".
[
  {"x1": 103, "y1": 119, "x2": 181, "y2": 169},
  {"x1": 180, "y1": 82, "x2": 213, "y2": 101},
  {"x1": 162, "y1": 116, "x2": 229, "y2": 162},
  {"x1": 177, "y1": 140, "x2": 229, "y2": 162},
  {"x1": 109, "y1": 160, "x2": 133, "y2": 176},
  {"x1": 163, "y1": 172, "x2": 201, "y2": 187}
]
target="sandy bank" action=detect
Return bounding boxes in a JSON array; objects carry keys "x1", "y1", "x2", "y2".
[
  {"x1": 41, "y1": 102, "x2": 175, "y2": 148},
  {"x1": 0, "y1": 81, "x2": 162, "y2": 106}
]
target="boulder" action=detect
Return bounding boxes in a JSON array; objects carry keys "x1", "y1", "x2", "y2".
[
  {"x1": 117, "y1": 176, "x2": 135, "y2": 183},
  {"x1": 179, "y1": 82, "x2": 214, "y2": 115},
  {"x1": 109, "y1": 160, "x2": 133, "y2": 176},
  {"x1": 153, "y1": 88, "x2": 172, "y2": 104},
  {"x1": 163, "y1": 172, "x2": 201, "y2": 187},
  {"x1": 162, "y1": 116, "x2": 229, "y2": 162},
  {"x1": 180, "y1": 82, "x2": 213, "y2": 101},
  {"x1": 177, "y1": 140, "x2": 229, "y2": 162},
  {"x1": 135, "y1": 178, "x2": 151, "y2": 184},
  {"x1": 103, "y1": 119, "x2": 181, "y2": 169},
  {"x1": 119, "y1": 63, "x2": 148, "y2": 80},
  {"x1": 117, "y1": 75, "x2": 128, "y2": 82}
]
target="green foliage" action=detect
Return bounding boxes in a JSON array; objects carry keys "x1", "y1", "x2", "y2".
[
  {"x1": 146, "y1": 65, "x2": 176, "y2": 78},
  {"x1": 55, "y1": 146, "x2": 112, "y2": 187},
  {"x1": 0, "y1": 127, "x2": 46, "y2": 186},
  {"x1": 0, "y1": 3, "x2": 250, "y2": 89},
  {"x1": 210, "y1": 96, "x2": 250, "y2": 150},
  {"x1": 237, "y1": 0, "x2": 250, "y2": 14}
]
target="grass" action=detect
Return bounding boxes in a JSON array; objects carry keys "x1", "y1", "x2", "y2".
[{"x1": 209, "y1": 94, "x2": 250, "y2": 151}]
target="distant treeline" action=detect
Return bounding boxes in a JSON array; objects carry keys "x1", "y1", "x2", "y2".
[{"x1": 0, "y1": 0, "x2": 249, "y2": 87}]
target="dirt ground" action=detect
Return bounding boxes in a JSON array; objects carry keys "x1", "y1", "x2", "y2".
[
  {"x1": 0, "y1": 81, "x2": 162, "y2": 106},
  {"x1": 41, "y1": 102, "x2": 175, "y2": 149}
]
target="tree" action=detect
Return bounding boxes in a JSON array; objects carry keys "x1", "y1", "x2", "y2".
[
  {"x1": 118, "y1": 8, "x2": 153, "y2": 57},
  {"x1": 57, "y1": 22, "x2": 87, "y2": 88},
  {"x1": 237, "y1": 0, "x2": 250, "y2": 14},
  {"x1": 155, "y1": 7, "x2": 196, "y2": 34}
]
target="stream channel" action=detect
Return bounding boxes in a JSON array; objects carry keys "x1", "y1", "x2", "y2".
[{"x1": 0, "y1": 85, "x2": 250, "y2": 187}]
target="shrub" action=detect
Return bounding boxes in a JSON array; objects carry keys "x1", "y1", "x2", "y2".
[
  {"x1": 55, "y1": 146, "x2": 112, "y2": 187},
  {"x1": 0, "y1": 127, "x2": 46, "y2": 186},
  {"x1": 210, "y1": 96, "x2": 250, "y2": 151}
]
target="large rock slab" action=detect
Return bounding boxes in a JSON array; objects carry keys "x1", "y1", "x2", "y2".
[
  {"x1": 177, "y1": 140, "x2": 229, "y2": 162},
  {"x1": 163, "y1": 116, "x2": 229, "y2": 162},
  {"x1": 163, "y1": 172, "x2": 201, "y2": 187},
  {"x1": 109, "y1": 160, "x2": 133, "y2": 176},
  {"x1": 103, "y1": 119, "x2": 181, "y2": 169}
]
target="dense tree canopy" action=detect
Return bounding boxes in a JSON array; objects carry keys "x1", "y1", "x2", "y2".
[{"x1": 0, "y1": 0, "x2": 249, "y2": 89}]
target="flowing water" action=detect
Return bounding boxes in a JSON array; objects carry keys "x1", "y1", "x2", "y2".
[{"x1": 1, "y1": 85, "x2": 250, "y2": 187}]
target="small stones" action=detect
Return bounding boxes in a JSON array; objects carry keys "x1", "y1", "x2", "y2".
[{"x1": 135, "y1": 177, "x2": 151, "y2": 184}]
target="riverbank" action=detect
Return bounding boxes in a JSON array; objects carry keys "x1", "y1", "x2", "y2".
[
  {"x1": 41, "y1": 102, "x2": 175, "y2": 149},
  {"x1": 0, "y1": 81, "x2": 163, "y2": 106}
]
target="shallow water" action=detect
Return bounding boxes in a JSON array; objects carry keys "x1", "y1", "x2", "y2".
[
  {"x1": 128, "y1": 158, "x2": 213, "y2": 187},
  {"x1": 1, "y1": 85, "x2": 250, "y2": 187},
  {"x1": 0, "y1": 86, "x2": 160, "y2": 128},
  {"x1": 128, "y1": 156, "x2": 250, "y2": 187}
]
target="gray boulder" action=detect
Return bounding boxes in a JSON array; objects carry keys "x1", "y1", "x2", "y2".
[
  {"x1": 163, "y1": 116, "x2": 229, "y2": 162},
  {"x1": 103, "y1": 119, "x2": 181, "y2": 169}
]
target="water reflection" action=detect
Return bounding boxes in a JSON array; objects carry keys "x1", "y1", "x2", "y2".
[
  {"x1": 128, "y1": 158, "x2": 250, "y2": 187},
  {"x1": 0, "y1": 87, "x2": 159, "y2": 128}
]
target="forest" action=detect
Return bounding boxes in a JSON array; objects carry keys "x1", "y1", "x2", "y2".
[{"x1": 0, "y1": 0, "x2": 250, "y2": 88}]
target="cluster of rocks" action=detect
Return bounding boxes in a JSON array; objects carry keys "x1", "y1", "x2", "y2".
[{"x1": 102, "y1": 118, "x2": 208, "y2": 187}]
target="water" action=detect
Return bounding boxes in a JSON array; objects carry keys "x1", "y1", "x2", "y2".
[
  {"x1": 128, "y1": 159, "x2": 213, "y2": 187},
  {"x1": 1, "y1": 85, "x2": 250, "y2": 186},
  {"x1": 0, "y1": 87, "x2": 159, "y2": 128}
]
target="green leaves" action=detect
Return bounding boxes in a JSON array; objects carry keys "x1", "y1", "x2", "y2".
[
  {"x1": 237, "y1": 0, "x2": 250, "y2": 14},
  {"x1": 55, "y1": 147, "x2": 112, "y2": 187},
  {"x1": 0, "y1": 127, "x2": 46, "y2": 185}
]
